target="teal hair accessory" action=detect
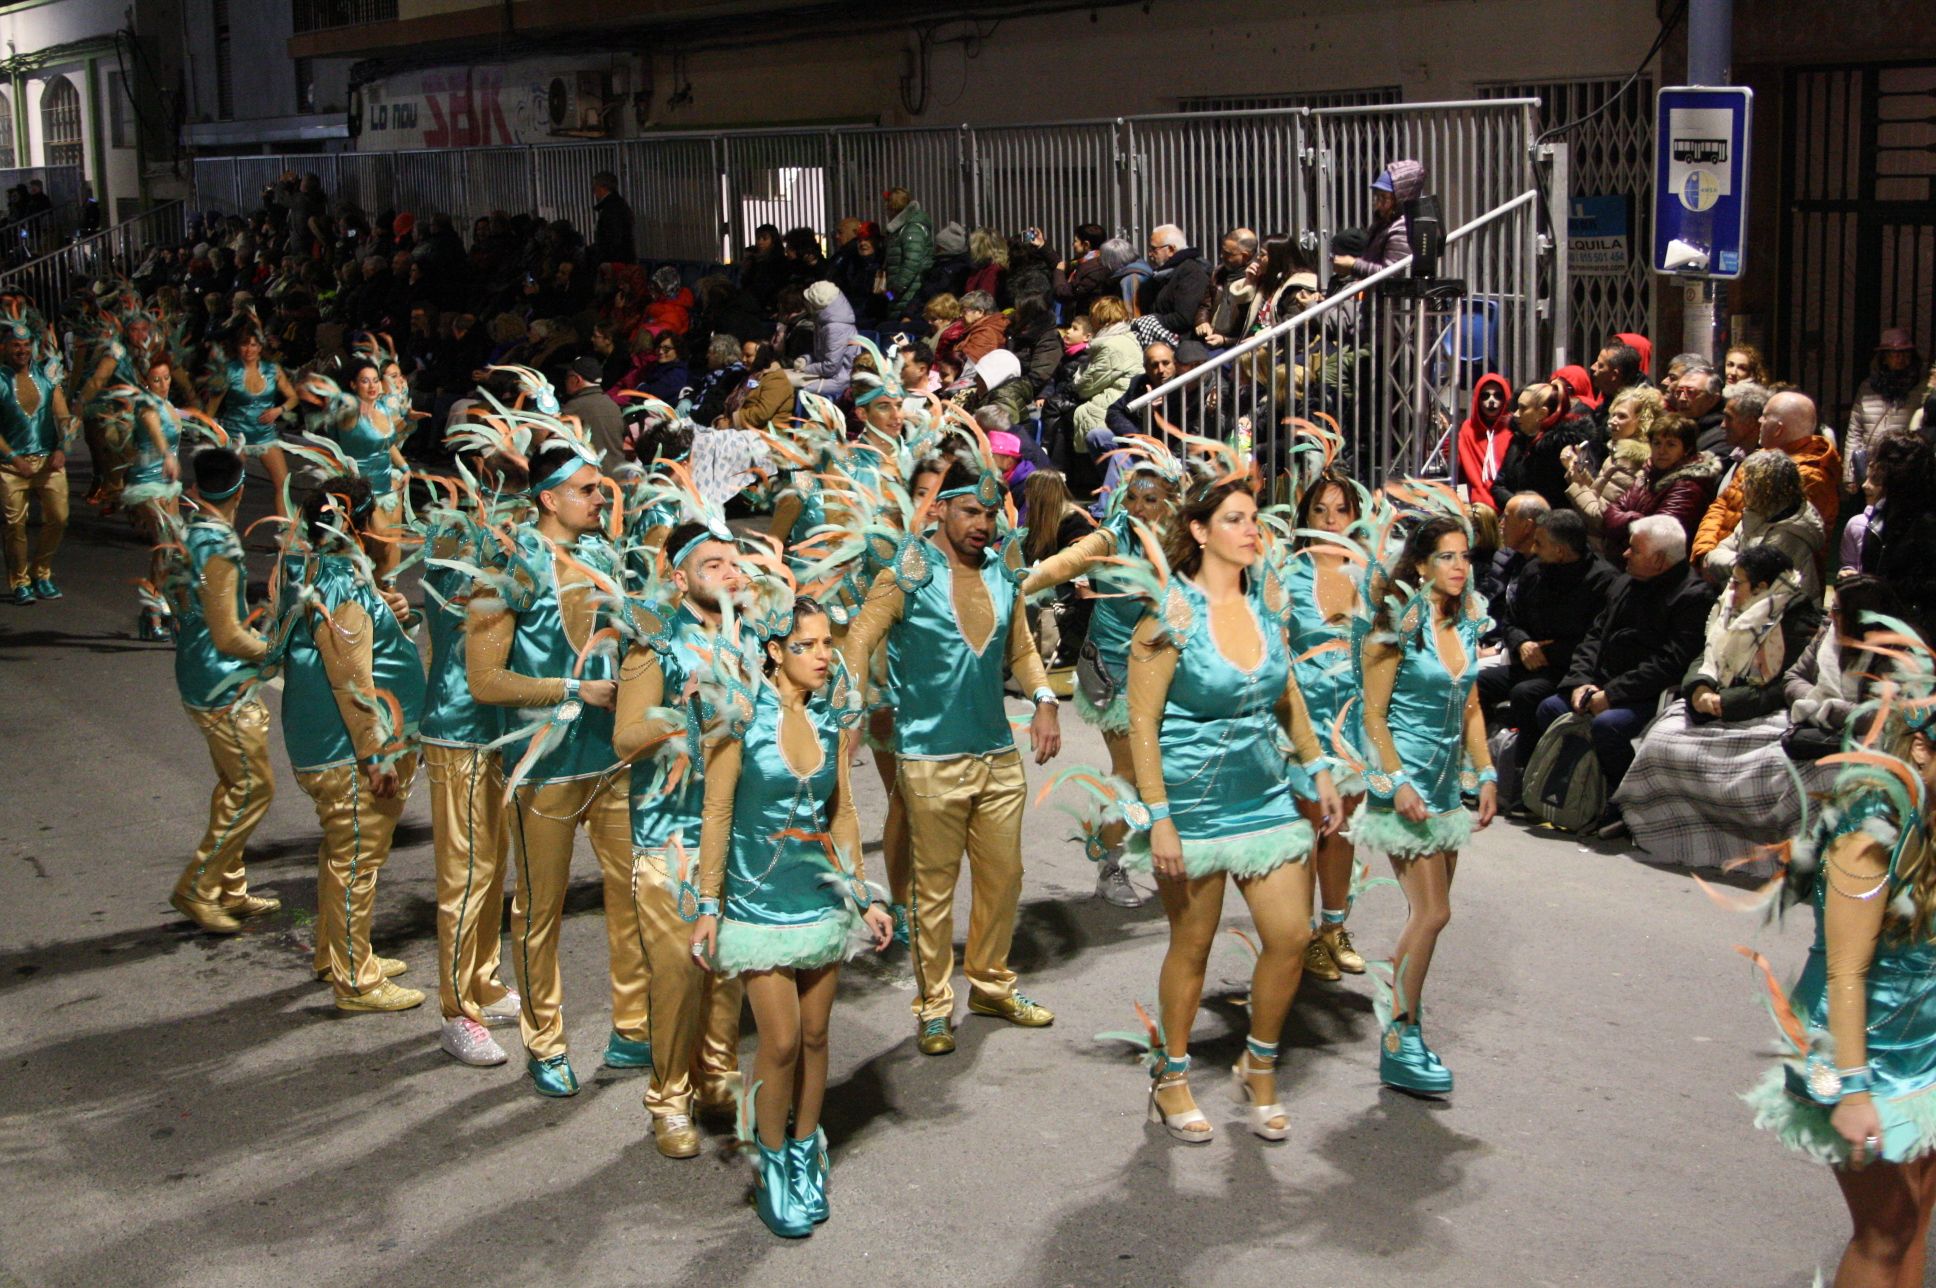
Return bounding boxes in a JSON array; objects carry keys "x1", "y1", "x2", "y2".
[
  {"x1": 200, "y1": 477, "x2": 244, "y2": 502},
  {"x1": 529, "y1": 447, "x2": 597, "y2": 498},
  {"x1": 938, "y1": 470, "x2": 1005, "y2": 509},
  {"x1": 670, "y1": 522, "x2": 734, "y2": 569}
]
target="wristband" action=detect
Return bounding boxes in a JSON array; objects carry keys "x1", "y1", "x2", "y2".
[
  {"x1": 1838, "y1": 1064, "x2": 1875, "y2": 1097},
  {"x1": 1802, "y1": 1055, "x2": 1873, "y2": 1103},
  {"x1": 1032, "y1": 688, "x2": 1057, "y2": 706},
  {"x1": 695, "y1": 897, "x2": 720, "y2": 919},
  {"x1": 1147, "y1": 801, "x2": 1172, "y2": 823},
  {"x1": 1365, "y1": 768, "x2": 1410, "y2": 799},
  {"x1": 563, "y1": 677, "x2": 581, "y2": 700},
  {"x1": 1475, "y1": 766, "x2": 1498, "y2": 786}
]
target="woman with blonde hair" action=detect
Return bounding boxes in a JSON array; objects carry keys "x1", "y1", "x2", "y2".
[
  {"x1": 964, "y1": 226, "x2": 1011, "y2": 304},
  {"x1": 1565, "y1": 385, "x2": 1664, "y2": 549}
]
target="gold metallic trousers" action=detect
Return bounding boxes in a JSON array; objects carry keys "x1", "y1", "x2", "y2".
[
  {"x1": 0, "y1": 454, "x2": 68, "y2": 587},
  {"x1": 506, "y1": 770, "x2": 647, "y2": 1061},
  {"x1": 631, "y1": 847, "x2": 743, "y2": 1115},
  {"x1": 424, "y1": 743, "x2": 512, "y2": 1023},
  {"x1": 298, "y1": 752, "x2": 420, "y2": 999},
  {"x1": 176, "y1": 698, "x2": 276, "y2": 906},
  {"x1": 898, "y1": 750, "x2": 1027, "y2": 1023}
]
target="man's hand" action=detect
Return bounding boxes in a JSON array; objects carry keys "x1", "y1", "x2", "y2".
[
  {"x1": 47, "y1": 450, "x2": 64, "y2": 474},
  {"x1": 1331, "y1": 254, "x2": 1356, "y2": 274},
  {"x1": 1028, "y1": 702, "x2": 1061, "y2": 764},
  {"x1": 1587, "y1": 691, "x2": 1611, "y2": 717},
  {"x1": 1517, "y1": 640, "x2": 1548, "y2": 671},
  {"x1": 1692, "y1": 689, "x2": 1722, "y2": 718},
  {"x1": 364, "y1": 761, "x2": 400, "y2": 799},
  {"x1": 580, "y1": 679, "x2": 618, "y2": 710}
]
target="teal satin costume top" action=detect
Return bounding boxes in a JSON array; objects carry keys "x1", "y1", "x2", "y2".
[
  {"x1": 630, "y1": 604, "x2": 711, "y2": 851},
  {"x1": 500, "y1": 526, "x2": 621, "y2": 784},
  {"x1": 887, "y1": 538, "x2": 1020, "y2": 761},
  {"x1": 1084, "y1": 510, "x2": 1147, "y2": 681},
  {"x1": 278, "y1": 551, "x2": 426, "y2": 773},
  {"x1": 217, "y1": 360, "x2": 283, "y2": 449},
  {"x1": 781, "y1": 480, "x2": 829, "y2": 583},
  {"x1": 714, "y1": 685, "x2": 855, "y2": 974},
  {"x1": 169, "y1": 516, "x2": 259, "y2": 711},
  {"x1": 420, "y1": 515, "x2": 500, "y2": 749},
  {"x1": 335, "y1": 407, "x2": 399, "y2": 497},
  {"x1": 1283, "y1": 555, "x2": 1364, "y2": 799},
  {"x1": 127, "y1": 396, "x2": 180, "y2": 487},
  {"x1": 1363, "y1": 608, "x2": 1485, "y2": 814},
  {"x1": 0, "y1": 367, "x2": 59, "y2": 457}
]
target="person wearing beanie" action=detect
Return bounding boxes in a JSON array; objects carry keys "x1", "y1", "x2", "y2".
[
  {"x1": 1333, "y1": 159, "x2": 1426, "y2": 281},
  {"x1": 790, "y1": 280, "x2": 858, "y2": 398}
]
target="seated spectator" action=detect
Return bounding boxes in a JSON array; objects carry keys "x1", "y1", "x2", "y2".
[
  {"x1": 1066, "y1": 296, "x2": 1141, "y2": 495},
  {"x1": 964, "y1": 348, "x2": 1034, "y2": 428},
  {"x1": 730, "y1": 343, "x2": 795, "y2": 431},
  {"x1": 1495, "y1": 380, "x2": 1590, "y2": 509},
  {"x1": 964, "y1": 227, "x2": 1009, "y2": 305},
  {"x1": 790, "y1": 280, "x2": 857, "y2": 398},
  {"x1": 1137, "y1": 223, "x2": 1211, "y2": 343},
  {"x1": 644, "y1": 267, "x2": 695, "y2": 335},
  {"x1": 1456, "y1": 374, "x2": 1515, "y2": 511},
  {"x1": 1588, "y1": 339, "x2": 1649, "y2": 431},
  {"x1": 1564, "y1": 385, "x2": 1660, "y2": 551},
  {"x1": 1723, "y1": 343, "x2": 1769, "y2": 387},
  {"x1": 1780, "y1": 573, "x2": 1909, "y2": 756},
  {"x1": 1052, "y1": 223, "x2": 1111, "y2": 319},
  {"x1": 1615, "y1": 545, "x2": 1836, "y2": 867},
  {"x1": 1332, "y1": 159, "x2": 1425, "y2": 281},
  {"x1": 984, "y1": 425, "x2": 1038, "y2": 500},
  {"x1": 1550, "y1": 364, "x2": 1601, "y2": 419},
  {"x1": 924, "y1": 292, "x2": 966, "y2": 366},
  {"x1": 1535, "y1": 513, "x2": 1716, "y2": 836},
  {"x1": 691, "y1": 275, "x2": 770, "y2": 356},
  {"x1": 1694, "y1": 390, "x2": 1840, "y2": 562},
  {"x1": 1103, "y1": 340, "x2": 1176, "y2": 444},
  {"x1": 1099, "y1": 237, "x2": 1148, "y2": 309},
  {"x1": 1666, "y1": 362, "x2": 1727, "y2": 455},
  {"x1": 902, "y1": 221, "x2": 969, "y2": 324},
  {"x1": 1712, "y1": 380, "x2": 1772, "y2": 494},
  {"x1": 1854, "y1": 431, "x2": 1936, "y2": 636},
  {"x1": 690, "y1": 334, "x2": 745, "y2": 427},
  {"x1": 897, "y1": 340, "x2": 939, "y2": 399},
  {"x1": 1194, "y1": 227, "x2": 1259, "y2": 348},
  {"x1": 1702, "y1": 450, "x2": 1827, "y2": 601},
  {"x1": 639, "y1": 332, "x2": 692, "y2": 406},
  {"x1": 561, "y1": 355, "x2": 628, "y2": 465},
  {"x1": 1007, "y1": 297, "x2": 1063, "y2": 396},
  {"x1": 1603, "y1": 414, "x2": 1721, "y2": 552},
  {"x1": 955, "y1": 290, "x2": 1008, "y2": 365},
  {"x1": 1481, "y1": 491, "x2": 1548, "y2": 629},
  {"x1": 1480, "y1": 508, "x2": 1616, "y2": 749}
]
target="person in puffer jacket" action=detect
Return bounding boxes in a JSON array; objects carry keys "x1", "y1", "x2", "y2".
[
  {"x1": 790, "y1": 280, "x2": 857, "y2": 399},
  {"x1": 1333, "y1": 159, "x2": 1425, "y2": 280}
]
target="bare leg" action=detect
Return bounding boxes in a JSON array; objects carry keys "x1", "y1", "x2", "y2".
[
  {"x1": 1100, "y1": 732, "x2": 1134, "y2": 851},
  {"x1": 1304, "y1": 791, "x2": 1364, "y2": 919},
  {"x1": 1388, "y1": 850, "x2": 1456, "y2": 1020},
  {"x1": 789, "y1": 963, "x2": 840, "y2": 1138},
  {"x1": 1152, "y1": 872, "x2": 1225, "y2": 1126},
  {"x1": 742, "y1": 967, "x2": 801, "y2": 1151},
  {"x1": 261, "y1": 447, "x2": 291, "y2": 519},
  {"x1": 1833, "y1": 1156, "x2": 1929, "y2": 1288}
]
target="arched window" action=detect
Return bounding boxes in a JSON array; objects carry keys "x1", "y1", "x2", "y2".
[
  {"x1": 41, "y1": 76, "x2": 81, "y2": 169},
  {"x1": 0, "y1": 95, "x2": 15, "y2": 168}
]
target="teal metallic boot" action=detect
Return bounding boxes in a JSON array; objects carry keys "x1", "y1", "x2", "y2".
[
  {"x1": 1378, "y1": 1021, "x2": 1453, "y2": 1095},
  {"x1": 602, "y1": 1029, "x2": 653, "y2": 1069},
  {"x1": 754, "y1": 1140, "x2": 813, "y2": 1238},
  {"x1": 527, "y1": 1052, "x2": 580, "y2": 1097},
  {"x1": 787, "y1": 1128, "x2": 829, "y2": 1224}
]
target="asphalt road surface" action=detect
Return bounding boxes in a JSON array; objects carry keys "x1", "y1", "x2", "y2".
[{"x1": 0, "y1": 471, "x2": 1883, "y2": 1287}]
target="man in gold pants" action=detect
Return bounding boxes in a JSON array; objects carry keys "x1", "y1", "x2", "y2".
[
  {"x1": 0, "y1": 323, "x2": 73, "y2": 604},
  {"x1": 467, "y1": 441, "x2": 642, "y2": 1097},
  {"x1": 612, "y1": 521, "x2": 749, "y2": 1157},
  {"x1": 164, "y1": 446, "x2": 279, "y2": 934},
  {"x1": 841, "y1": 458, "x2": 1062, "y2": 1055}
]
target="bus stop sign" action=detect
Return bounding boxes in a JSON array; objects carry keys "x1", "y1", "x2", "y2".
[{"x1": 1653, "y1": 85, "x2": 1752, "y2": 278}]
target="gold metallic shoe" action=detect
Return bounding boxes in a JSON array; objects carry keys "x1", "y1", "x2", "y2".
[
  {"x1": 170, "y1": 892, "x2": 242, "y2": 935},
  {"x1": 652, "y1": 1111, "x2": 701, "y2": 1159},
  {"x1": 1302, "y1": 935, "x2": 1342, "y2": 982},
  {"x1": 1321, "y1": 925, "x2": 1366, "y2": 974},
  {"x1": 315, "y1": 957, "x2": 408, "y2": 982},
  {"x1": 225, "y1": 894, "x2": 282, "y2": 919},
  {"x1": 917, "y1": 1017, "x2": 956, "y2": 1055},
  {"x1": 967, "y1": 991, "x2": 1054, "y2": 1027},
  {"x1": 335, "y1": 980, "x2": 426, "y2": 1013}
]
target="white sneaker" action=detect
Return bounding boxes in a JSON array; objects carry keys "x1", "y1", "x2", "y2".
[
  {"x1": 479, "y1": 988, "x2": 522, "y2": 1027},
  {"x1": 440, "y1": 1016, "x2": 508, "y2": 1067},
  {"x1": 1096, "y1": 854, "x2": 1146, "y2": 908}
]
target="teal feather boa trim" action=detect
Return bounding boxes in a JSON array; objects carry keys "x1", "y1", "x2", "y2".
[
  {"x1": 1744, "y1": 1067, "x2": 1936, "y2": 1166},
  {"x1": 1124, "y1": 819, "x2": 1315, "y2": 879},
  {"x1": 1348, "y1": 802, "x2": 1472, "y2": 860},
  {"x1": 715, "y1": 912, "x2": 859, "y2": 976},
  {"x1": 1073, "y1": 687, "x2": 1130, "y2": 736}
]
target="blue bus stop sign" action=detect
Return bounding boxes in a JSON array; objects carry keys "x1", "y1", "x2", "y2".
[{"x1": 1653, "y1": 85, "x2": 1753, "y2": 279}]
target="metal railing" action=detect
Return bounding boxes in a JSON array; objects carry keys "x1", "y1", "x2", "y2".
[
  {"x1": 0, "y1": 202, "x2": 78, "y2": 265},
  {"x1": 0, "y1": 201, "x2": 188, "y2": 315},
  {"x1": 191, "y1": 99, "x2": 1542, "y2": 272},
  {"x1": 293, "y1": 0, "x2": 397, "y2": 34},
  {"x1": 1129, "y1": 189, "x2": 1543, "y2": 487}
]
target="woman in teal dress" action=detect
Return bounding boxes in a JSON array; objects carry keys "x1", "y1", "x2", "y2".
[
  {"x1": 1354, "y1": 513, "x2": 1498, "y2": 1095},
  {"x1": 690, "y1": 598, "x2": 894, "y2": 1238},
  {"x1": 125, "y1": 354, "x2": 186, "y2": 641},
  {"x1": 1744, "y1": 722, "x2": 1936, "y2": 1288},
  {"x1": 205, "y1": 327, "x2": 297, "y2": 514},
  {"x1": 311, "y1": 359, "x2": 408, "y2": 584},
  {"x1": 1023, "y1": 454, "x2": 1179, "y2": 907},
  {"x1": 1124, "y1": 478, "x2": 1342, "y2": 1145},
  {"x1": 1281, "y1": 467, "x2": 1371, "y2": 983}
]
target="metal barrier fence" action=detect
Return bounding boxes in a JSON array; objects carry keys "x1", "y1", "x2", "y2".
[
  {"x1": 190, "y1": 100, "x2": 1541, "y2": 272},
  {"x1": 0, "y1": 201, "x2": 188, "y2": 315},
  {"x1": 1127, "y1": 189, "x2": 1543, "y2": 488}
]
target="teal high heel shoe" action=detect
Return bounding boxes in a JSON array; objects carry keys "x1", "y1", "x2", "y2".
[
  {"x1": 1378, "y1": 1021, "x2": 1453, "y2": 1095},
  {"x1": 754, "y1": 1140, "x2": 813, "y2": 1238},
  {"x1": 602, "y1": 1029, "x2": 653, "y2": 1069},
  {"x1": 787, "y1": 1128, "x2": 829, "y2": 1224},
  {"x1": 526, "y1": 1053, "x2": 580, "y2": 1097}
]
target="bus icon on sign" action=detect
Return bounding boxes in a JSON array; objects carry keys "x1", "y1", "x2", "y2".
[{"x1": 1672, "y1": 135, "x2": 1729, "y2": 165}]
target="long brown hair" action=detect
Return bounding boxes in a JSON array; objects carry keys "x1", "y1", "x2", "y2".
[
  {"x1": 1373, "y1": 514, "x2": 1467, "y2": 634},
  {"x1": 1023, "y1": 468, "x2": 1076, "y2": 563},
  {"x1": 1293, "y1": 467, "x2": 1362, "y2": 549},
  {"x1": 1162, "y1": 477, "x2": 1253, "y2": 582}
]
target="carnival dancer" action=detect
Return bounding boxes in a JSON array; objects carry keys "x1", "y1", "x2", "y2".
[
  {"x1": 691, "y1": 596, "x2": 895, "y2": 1238},
  {"x1": 0, "y1": 322, "x2": 75, "y2": 603},
  {"x1": 277, "y1": 473, "x2": 427, "y2": 1012},
  {"x1": 124, "y1": 354, "x2": 188, "y2": 640},
  {"x1": 1352, "y1": 508, "x2": 1498, "y2": 1094},
  {"x1": 1279, "y1": 467, "x2": 1371, "y2": 981},
  {"x1": 1739, "y1": 657, "x2": 1936, "y2": 1288},
  {"x1": 418, "y1": 450, "x2": 526, "y2": 1066},
  {"x1": 162, "y1": 446, "x2": 279, "y2": 934},
  {"x1": 1022, "y1": 438, "x2": 1182, "y2": 906},
  {"x1": 466, "y1": 439, "x2": 645, "y2": 1096},
  {"x1": 74, "y1": 308, "x2": 156, "y2": 507},
  {"x1": 203, "y1": 326, "x2": 297, "y2": 516},
  {"x1": 611, "y1": 519, "x2": 753, "y2": 1156},
  {"x1": 840, "y1": 453, "x2": 1062, "y2": 1056},
  {"x1": 304, "y1": 359, "x2": 409, "y2": 584},
  {"x1": 1119, "y1": 475, "x2": 1342, "y2": 1143}
]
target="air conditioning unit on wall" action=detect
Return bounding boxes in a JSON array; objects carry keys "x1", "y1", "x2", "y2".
[{"x1": 547, "y1": 71, "x2": 618, "y2": 139}]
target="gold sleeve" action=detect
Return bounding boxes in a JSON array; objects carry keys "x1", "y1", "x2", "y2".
[
  {"x1": 1126, "y1": 614, "x2": 1179, "y2": 807},
  {"x1": 465, "y1": 595, "x2": 568, "y2": 707},
  {"x1": 1004, "y1": 582, "x2": 1052, "y2": 697},
  {"x1": 839, "y1": 567, "x2": 905, "y2": 676},
  {"x1": 1273, "y1": 665, "x2": 1325, "y2": 766},
  {"x1": 199, "y1": 558, "x2": 268, "y2": 664},
  {"x1": 696, "y1": 737, "x2": 743, "y2": 902},
  {"x1": 829, "y1": 735, "x2": 863, "y2": 885},
  {"x1": 1460, "y1": 682, "x2": 1493, "y2": 774},
  {"x1": 613, "y1": 645, "x2": 686, "y2": 763},
  {"x1": 1821, "y1": 831, "x2": 1891, "y2": 1074},
  {"x1": 1359, "y1": 636, "x2": 1406, "y2": 776},
  {"x1": 769, "y1": 492, "x2": 804, "y2": 545},
  {"x1": 312, "y1": 599, "x2": 385, "y2": 761},
  {"x1": 1021, "y1": 529, "x2": 1112, "y2": 595}
]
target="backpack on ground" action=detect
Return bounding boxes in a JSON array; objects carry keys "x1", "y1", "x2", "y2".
[{"x1": 1520, "y1": 711, "x2": 1606, "y2": 834}]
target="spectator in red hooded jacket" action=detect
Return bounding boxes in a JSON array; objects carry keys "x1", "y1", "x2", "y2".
[
  {"x1": 1550, "y1": 364, "x2": 1602, "y2": 418},
  {"x1": 1456, "y1": 373, "x2": 1515, "y2": 510},
  {"x1": 1495, "y1": 381, "x2": 1591, "y2": 510}
]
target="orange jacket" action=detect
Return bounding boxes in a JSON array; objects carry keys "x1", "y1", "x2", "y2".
[{"x1": 1692, "y1": 435, "x2": 1841, "y2": 560}]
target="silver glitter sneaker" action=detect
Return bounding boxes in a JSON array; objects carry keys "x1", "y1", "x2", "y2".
[
  {"x1": 1095, "y1": 853, "x2": 1146, "y2": 908},
  {"x1": 479, "y1": 988, "x2": 522, "y2": 1027},
  {"x1": 440, "y1": 1016, "x2": 509, "y2": 1067}
]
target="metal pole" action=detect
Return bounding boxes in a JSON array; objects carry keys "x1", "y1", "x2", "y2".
[{"x1": 1683, "y1": 0, "x2": 1732, "y2": 360}]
